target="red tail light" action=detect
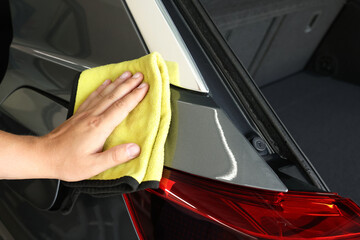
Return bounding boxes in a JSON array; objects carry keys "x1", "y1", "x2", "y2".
[{"x1": 124, "y1": 168, "x2": 360, "y2": 239}]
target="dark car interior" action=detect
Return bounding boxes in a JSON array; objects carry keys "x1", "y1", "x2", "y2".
[{"x1": 201, "y1": 0, "x2": 360, "y2": 203}]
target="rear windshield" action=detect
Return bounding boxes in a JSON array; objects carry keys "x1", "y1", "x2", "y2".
[{"x1": 200, "y1": 0, "x2": 360, "y2": 205}]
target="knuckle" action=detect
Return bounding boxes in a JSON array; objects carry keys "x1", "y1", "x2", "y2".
[
  {"x1": 88, "y1": 116, "x2": 102, "y2": 128},
  {"x1": 107, "y1": 93, "x2": 117, "y2": 101},
  {"x1": 74, "y1": 111, "x2": 90, "y2": 121},
  {"x1": 97, "y1": 91, "x2": 106, "y2": 100},
  {"x1": 94, "y1": 88, "x2": 104, "y2": 98},
  {"x1": 111, "y1": 147, "x2": 123, "y2": 163},
  {"x1": 96, "y1": 89, "x2": 106, "y2": 99},
  {"x1": 130, "y1": 77, "x2": 141, "y2": 85},
  {"x1": 114, "y1": 99, "x2": 127, "y2": 110}
]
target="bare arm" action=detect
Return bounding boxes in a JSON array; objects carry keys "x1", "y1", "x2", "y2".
[{"x1": 0, "y1": 71, "x2": 148, "y2": 181}]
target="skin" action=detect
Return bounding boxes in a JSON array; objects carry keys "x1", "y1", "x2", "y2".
[{"x1": 0, "y1": 71, "x2": 149, "y2": 182}]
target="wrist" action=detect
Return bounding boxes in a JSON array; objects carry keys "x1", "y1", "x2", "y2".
[
  {"x1": 0, "y1": 132, "x2": 56, "y2": 180},
  {"x1": 31, "y1": 135, "x2": 58, "y2": 179},
  {"x1": 17, "y1": 135, "x2": 58, "y2": 179}
]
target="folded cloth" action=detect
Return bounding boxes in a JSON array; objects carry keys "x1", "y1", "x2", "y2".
[{"x1": 61, "y1": 52, "x2": 178, "y2": 209}]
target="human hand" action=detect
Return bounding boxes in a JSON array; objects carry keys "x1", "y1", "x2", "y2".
[{"x1": 37, "y1": 71, "x2": 149, "y2": 181}]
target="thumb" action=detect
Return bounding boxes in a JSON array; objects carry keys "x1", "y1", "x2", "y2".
[{"x1": 91, "y1": 143, "x2": 140, "y2": 175}]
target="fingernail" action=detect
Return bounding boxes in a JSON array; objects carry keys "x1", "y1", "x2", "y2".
[
  {"x1": 120, "y1": 71, "x2": 131, "y2": 79},
  {"x1": 137, "y1": 82, "x2": 148, "y2": 89},
  {"x1": 133, "y1": 72, "x2": 142, "y2": 79},
  {"x1": 102, "y1": 79, "x2": 110, "y2": 85},
  {"x1": 126, "y1": 143, "x2": 140, "y2": 158}
]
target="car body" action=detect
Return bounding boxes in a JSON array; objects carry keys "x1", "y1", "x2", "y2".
[{"x1": 0, "y1": 0, "x2": 360, "y2": 239}]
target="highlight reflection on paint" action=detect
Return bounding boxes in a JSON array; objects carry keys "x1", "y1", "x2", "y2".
[{"x1": 214, "y1": 110, "x2": 238, "y2": 181}]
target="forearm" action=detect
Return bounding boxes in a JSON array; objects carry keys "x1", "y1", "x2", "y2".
[{"x1": 0, "y1": 131, "x2": 53, "y2": 179}]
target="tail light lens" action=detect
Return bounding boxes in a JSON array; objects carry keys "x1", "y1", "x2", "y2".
[{"x1": 124, "y1": 168, "x2": 360, "y2": 239}]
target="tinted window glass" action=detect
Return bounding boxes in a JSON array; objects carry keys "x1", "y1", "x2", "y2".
[{"x1": 200, "y1": 0, "x2": 360, "y2": 206}]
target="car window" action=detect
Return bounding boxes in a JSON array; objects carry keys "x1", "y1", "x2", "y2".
[
  {"x1": 199, "y1": 0, "x2": 360, "y2": 205},
  {"x1": 199, "y1": 0, "x2": 344, "y2": 86}
]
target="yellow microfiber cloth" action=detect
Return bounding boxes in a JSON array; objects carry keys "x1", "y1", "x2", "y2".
[{"x1": 63, "y1": 52, "x2": 178, "y2": 197}]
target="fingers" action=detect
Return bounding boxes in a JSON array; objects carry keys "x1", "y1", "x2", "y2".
[
  {"x1": 88, "y1": 143, "x2": 140, "y2": 178},
  {"x1": 78, "y1": 71, "x2": 133, "y2": 112},
  {"x1": 91, "y1": 72, "x2": 144, "y2": 116},
  {"x1": 76, "y1": 79, "x2": 111, "y2": 113},
  {"x1": 92, "y1": 71, "x2": 132, "y2": 104},
  {"x1": 101, "y1": 81, "x2": 149, "y2": 130}
]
